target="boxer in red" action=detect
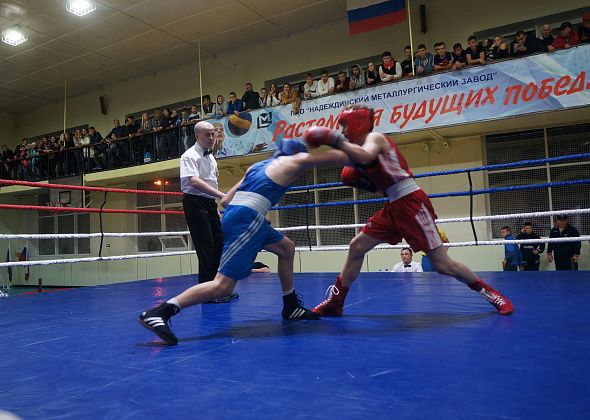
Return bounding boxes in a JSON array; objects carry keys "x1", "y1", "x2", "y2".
[{"x1": 304, "y1": 104, "x2": 513, "y2": 316}]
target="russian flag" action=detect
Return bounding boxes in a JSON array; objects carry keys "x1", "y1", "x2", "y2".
[{"x1": 347, "y1": 0, "x2": 407, "y2": 35}]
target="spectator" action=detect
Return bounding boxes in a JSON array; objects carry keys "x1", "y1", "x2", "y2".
[
  {"x1": 125, "y1": 116, "x2": 139, "y2": 137},
  {"x1": 414, "y1": 44, "x2": 434, "y2": 76},
  {"x1": 547, "y1": 215, "x2": 581, "y2": 271},
  {"x1": 334, "y1": 71, "x2": 350, "y2": 93},
  {"x1": 212, "y1": 122, "x2": 235, "y2": 158},
  {"x1": 516, "y1": 221, "x2": 545, "y2": 271},
  {"x1": 266, "y1": 83, "x2": 281, "y2": 107},
  {"x1": 79, "y1": 127, "x2": 94, "y2": 172},
  {"x1": 549, "y1": 22, "x2": 580, "y2": 51},
  {"x1": 226, "y1": 92, "x2": 244, "y2": 116},
  {"x1": 433, "y1": 42, "x2": 453, "y2": 72},
  {"x1": 392, "y1": 248, "x2": 423, "y2": 272},
  {"x1": 170, "y1": 109, "x2": 180, "y2": 126},
  {"x1": 251, "y1": 261, "x2": 271, "y2": 273},
  {"x1": 510, "y1": 30, "x2": 539, "y2": 57},
  {"x1": 579, "y1": 13, "x2": 590, "y2": 44},
  {"x1": 400, "y1": 45, "x2": 413, "y2": 77},
  {"x1": 466, "y1": 35, "x2": 486, "y2": 65},
  {"x1": 279, "y1": 82, "x2": 301, "y2": 114},
  {"x1": 89, "y1": 126, "x2": 106, "y2": 169},
  {"x1": 500, "y1": 226, "x2": 522, "y2": 271},
  {"x1": 241, "y1": 82, "x2": 260, "y2": 111},
  {"x1": 379, "y1": 50, "x2": 402, "y2": 82},
  {"x1": 317, "y1": 70, "x2": 335, "y2": 96},
  {"x1": 157, "y1": 108, "x2": 175, "y2": 160},
  {"x1": 258, "y1": 86, "x2": 269, "y2": 107},
  {"x1": 365, "y1": 62, "x2": 380, "y2": 86},
  {"x1": 452, "y1": 43, "x2": 468, "y2": 70},
  {"x1": 349, "y1": 64, "x2": 366, "y2": 90},
  {"x1": 177, "y1": 109, "x2": 194, "y2": 153},
  {"x1": 201, "y1": 95, "x2": 214, "y2": 119},
  {"x1": 187, "y1": 105, "x2": 200, "y2": 123},
  {"x1": 303, "y1": 73, "x2": 319, "y2": 99},
  {"x1": 213, "y1": 95, "x2": 226, "y2": 118},
  {"x1": 487, "y1": 36, "x2": 509, "y2": 60},
  {"x1": 538, "y1": 24, "x2": 555, "y2": 51},
  {"x1": 107, "y1": 119, "x2": 126, "y2": 139}
]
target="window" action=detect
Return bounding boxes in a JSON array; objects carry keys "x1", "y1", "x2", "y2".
[
  {"x1": 37, "y1": 192, "x2": 90, "y2": 256},
  {"x1": 486, "y1": 123, "x2": 590, "y2": 238},
  {"x1": 136, "y1": 178, "x2": 189, "y2": 252}
]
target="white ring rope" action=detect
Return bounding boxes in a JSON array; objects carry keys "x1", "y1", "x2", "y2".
[
  {"x1": 0, "y1": 236, "x2": 588, "y2": 268},
  {"x1": 1, "y1": 208, "x2": 589, "y2": 240}
]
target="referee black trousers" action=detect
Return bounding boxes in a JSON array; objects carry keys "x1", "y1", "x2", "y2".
[{"x1": 183, "y1": 194, "x2": 223, "y2": 283}]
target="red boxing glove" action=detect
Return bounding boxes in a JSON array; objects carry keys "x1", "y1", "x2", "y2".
[
  {"x1": 341, "y1": 166, "x2": 362, "y2": 185},
  {"x1": 340, "y1": 166, "x2": 377, "y2": 192},
  {"x1": 303, "y1": 126, "x2": 347, "y2": 149}
]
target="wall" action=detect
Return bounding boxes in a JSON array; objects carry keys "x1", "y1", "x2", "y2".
[
  {"x1": 0, "y1": 111, "x2": 16, "y2": 147},
  {"x1": 13, "y1": 0, "x2": 588, "y2": 139}
]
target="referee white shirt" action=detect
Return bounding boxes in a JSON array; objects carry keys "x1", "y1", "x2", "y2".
[
  {"x1": 180, "y1": 142, "x2": 218, "y2": 198},
  {"x1": 392, "y1": 261, "x2": 423, "y2": 272}
]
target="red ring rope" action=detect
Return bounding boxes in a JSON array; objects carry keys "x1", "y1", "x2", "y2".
[
  {"x1": 0, "y1": 179, "x2": 183, "y2": 196},
  {"x1": 0, "y1": 204, "x2": 184, "y2": 215}
]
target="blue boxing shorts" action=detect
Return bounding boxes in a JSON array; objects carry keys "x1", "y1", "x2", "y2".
[{"x1": 218, "y1": 205, "x2": 284, "y2": 280}]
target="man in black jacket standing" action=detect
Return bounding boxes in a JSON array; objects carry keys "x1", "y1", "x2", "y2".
[
  {"x1": 547, "y1": 215, "x2": 581, "y2": 271},
  {"x1": 516, "y1": 222, "x2": 545, "y2": 271}
]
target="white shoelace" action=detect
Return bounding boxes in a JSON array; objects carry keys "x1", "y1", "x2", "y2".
[{"x1": 480, "y1": 289, "x2": 506, "y2": 306}]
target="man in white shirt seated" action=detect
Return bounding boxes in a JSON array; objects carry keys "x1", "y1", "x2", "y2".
[{"x1": 392, "y1": 247, "x2": 423, "y2": 272}]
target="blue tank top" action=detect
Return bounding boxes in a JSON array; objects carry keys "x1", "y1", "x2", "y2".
[{"x1": 237, "y1": 159, "x2": 290, "y2": 206}]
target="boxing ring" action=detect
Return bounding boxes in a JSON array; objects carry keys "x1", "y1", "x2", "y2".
[{"x1": 1, "y1": 153, "x2": 589, "y2": 419}]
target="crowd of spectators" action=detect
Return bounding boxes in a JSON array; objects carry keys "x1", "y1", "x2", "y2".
[{"x1": 1, "y1": 15, "x2": 589, "y2": 182}]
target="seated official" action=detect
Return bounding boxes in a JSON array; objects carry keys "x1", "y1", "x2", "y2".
[{"x1": 392, "y1": 247, "x2": 423, "y2": 272}]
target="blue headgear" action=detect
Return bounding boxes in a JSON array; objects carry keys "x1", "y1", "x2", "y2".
[{"x1": 273, "y1": 139, "x2": 308, "y2": 157}]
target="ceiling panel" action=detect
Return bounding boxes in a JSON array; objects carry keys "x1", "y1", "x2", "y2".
[
  {"x1": 85, "y1": 22, "x2": 142, "y2": 44},
  {"x1": 0, "y1": 0, "x2": 349, "y2": 114},
  {"x1": 268, "y1": 1, "x2": 346, "y2": 33},
  {"x1": 127, "y1": 43, "x2": 196, "y2": 73},
  {"x1": 44, "y1": 38, "x2": 91, "y2": 57},
  {"x1": 60, "y1": 30, "x2": 112, "y2": 50},
  {"x1": 201, "y1": 20, "x2": 285, "y2": 53},
  {"x1": 89, "y1": 12, "x2": 153, "y2": 38},
  {"x1": 123, "y1": 0, "x2": 187, "y2": 27},
  {"x1": 242, "y1": 0, "x2": 331, "y2": 17}
]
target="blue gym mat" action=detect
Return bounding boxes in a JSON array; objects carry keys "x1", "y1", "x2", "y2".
[{"x1": 1, "y1": 271, "x2": 589, "y2": 419}]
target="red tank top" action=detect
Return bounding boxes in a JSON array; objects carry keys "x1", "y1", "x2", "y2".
[{"x1": 364, "y1": 135, "x2": 414, "y2": 192}]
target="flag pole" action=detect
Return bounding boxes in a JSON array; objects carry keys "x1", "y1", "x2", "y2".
[{"x1": 406, "y1": 0, "x2": 415, "y2": 76}]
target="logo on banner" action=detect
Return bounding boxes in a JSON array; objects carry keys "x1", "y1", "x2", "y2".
[{"x1": 257, "y1": 112, "x2": 272, "y2": 129}]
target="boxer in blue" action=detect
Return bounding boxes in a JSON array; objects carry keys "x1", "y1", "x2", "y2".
[{"x1": 139, "y1": 139, "x2": 348, "y2": 345}]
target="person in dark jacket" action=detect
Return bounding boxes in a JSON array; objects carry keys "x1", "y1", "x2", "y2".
[
  {"x1": 547, "y1": 215, "x2": 581, "y2": 270},
  {"x1": 516, "y1": 222, "x2": 545, "y2": 271}
]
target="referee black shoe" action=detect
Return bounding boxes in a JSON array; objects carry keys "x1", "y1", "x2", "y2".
[{"x1": 138, "y1": 302, "x2": 180, "y2": 345}]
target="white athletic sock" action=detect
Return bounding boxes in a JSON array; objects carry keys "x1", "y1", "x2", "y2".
[
  {"x1": 282, "y1": 288, "x2": 294, "y2": 296},
  {"x1": 167, "y1": 297, "x2": 181, "y2": 310}
]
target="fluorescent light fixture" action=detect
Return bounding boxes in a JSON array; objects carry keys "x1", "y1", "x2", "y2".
[
  {"x1": 66, "y1": 0, "x2": 96, "y2": 17},
  {"x1": 1, "y1": 27, "x2": 27, "y2": 46}
]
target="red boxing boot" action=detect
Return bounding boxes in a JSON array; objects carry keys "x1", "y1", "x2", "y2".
[
  {"x1": 312, "y1": 275, "x2": 349, "y2": 316},
  {"x1": 472, "y1": 279, "x2": 514, "y2": 315}
]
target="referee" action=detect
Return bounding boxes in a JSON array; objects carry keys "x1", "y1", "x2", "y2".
[{"x1": 180, "y1": 121, "x2": 236, "y2": 302}]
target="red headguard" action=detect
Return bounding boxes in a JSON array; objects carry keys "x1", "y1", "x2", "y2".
[{"x1": 337, "y1": 105, "x2": 374, "y2": 144}]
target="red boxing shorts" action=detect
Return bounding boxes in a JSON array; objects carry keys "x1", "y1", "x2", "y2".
[{"x1": 362, "y1": 189, "x2": 443, "y2": 252}]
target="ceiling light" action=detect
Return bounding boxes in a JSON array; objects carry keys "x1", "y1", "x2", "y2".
[
  {"x1": 1, "y1": 27, "x2": 27, "y2": 46},
  {"x1": 66, "y1": 0, "x2": 96, "y2": 17}
]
